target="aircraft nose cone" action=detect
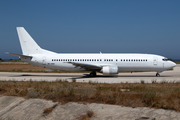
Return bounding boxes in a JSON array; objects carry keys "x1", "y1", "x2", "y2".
[
  {"x1": 172, "y1": 62, "x2": 176, "y2": 67},
  {"x1": 169, "y1": 61, "x2": 176, "y2": 68}
]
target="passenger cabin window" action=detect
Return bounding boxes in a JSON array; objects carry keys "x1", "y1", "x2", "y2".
[{"x1": 51, "y1": 58, "x2": 149, "y2": 62}]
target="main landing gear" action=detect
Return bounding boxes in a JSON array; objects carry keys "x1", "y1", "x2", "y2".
[
  {"x1": 156, "y1": 72, "x2": 160, "y2": 77},
  {"x1": 90, "y1": 71, "x2": 96, "y2": 77}
]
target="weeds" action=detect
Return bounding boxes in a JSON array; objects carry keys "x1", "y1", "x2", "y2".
[
  {"x1": 151, "y1": 79, "x2": 157, "y2": 83},
  {"x1": 42, "y1": 104, "x2": 58, "y2": 116},
  {"x1": 142, "y1": 90, "x2": 158, "y2": 107},
  {"x1": 0, "y1": 81, "x2": 180, "y2": 111},
  {"x1": 17, "y1": 69, "x2": 23, "y2": 72},
  {"x1": 25, "y1": 88, "x2": 40, "y2": 98},
  {"x1": 72, "y1": 78, "x2": 76, "y2": 83},
  {"x1": 140, "y1": 80, "x2": 145, "y2": 84},
  {"x1": 88, "y1": 80, "x2": 98, "y2": 85},
  {"x1": 160, "y1": 79, "x2": 168, "y2": 84}
]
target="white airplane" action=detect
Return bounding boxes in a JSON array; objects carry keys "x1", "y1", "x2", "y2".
[{"x1": 7, "y1": 27, "x2": 176, "y2": 77}]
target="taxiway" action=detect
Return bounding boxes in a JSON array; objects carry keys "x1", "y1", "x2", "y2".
[{"x1": 0, "y1": 65, "x2": 179, "y2": 83}]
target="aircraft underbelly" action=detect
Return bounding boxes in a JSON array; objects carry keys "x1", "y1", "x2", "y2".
[
  {"x1": 118, "y1": 67, "x2": 150, "y2": 72},
  {"x1": 46, "y1": 63, "x2": 86, "y2": 71}
]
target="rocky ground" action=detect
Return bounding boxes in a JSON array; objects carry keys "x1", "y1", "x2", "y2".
[{"x1": 0, "y1": 96, "x2": 180, "y2": 120}]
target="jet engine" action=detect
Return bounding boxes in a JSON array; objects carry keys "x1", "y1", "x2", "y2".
[{"x1": 101, "y1": 66, "x2": 119, "y2": 74}]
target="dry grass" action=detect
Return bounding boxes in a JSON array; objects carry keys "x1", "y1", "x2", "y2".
[
  {"x1": 0, "y1": 64, "x2": 88, "y2": 73},
  {"x1": 0, "y1": 64, "x2": 49, "y2": 72},
  {"x1": 42, "y1": 104, "x2": 58, "y2": 116},
  {"x1": 0, "y1": 80, "x2": 180, "y2": 111}
]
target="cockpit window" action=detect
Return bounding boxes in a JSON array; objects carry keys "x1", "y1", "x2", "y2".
[{"x1": 162, "y1": 58, "x2": 168, "y2": 61}]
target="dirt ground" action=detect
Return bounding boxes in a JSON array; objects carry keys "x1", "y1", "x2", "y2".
[
  {"x1": 0, "y1": 63, "x2": 86, "y2": 73},
  {"x1": 0, "y1": 64, "x2": 49, "y2": 72}
]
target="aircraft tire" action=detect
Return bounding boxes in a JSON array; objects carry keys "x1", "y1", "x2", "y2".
[
  {"x1": 156, "y1": 73, "x2": 160, "y2": 77},
  {"x1": 90, "y1": 72, "x2": 96, "y2": 77}
]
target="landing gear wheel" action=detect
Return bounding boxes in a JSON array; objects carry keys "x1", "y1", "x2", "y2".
[
  {"x1": 156, "y1": 73, "x2": 160, "y2": 77},
  {"x1": 90, "y1": 72, "x2": 96, "y2": 77}
]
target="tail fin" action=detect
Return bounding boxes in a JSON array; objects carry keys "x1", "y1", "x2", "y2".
[{"x1": 17, "y1": 27, "x2": 42, "y2": 55}]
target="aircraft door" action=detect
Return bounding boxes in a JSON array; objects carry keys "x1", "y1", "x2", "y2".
[
  {"x1": 153, "y1": 57, "x2": 158, "y2": 65},
  {"x1": 163, "y1": 62, "x2": 164, "y2": 68},
  {"x1": 42, "y1": 56, "x2": 46, "y2": 65}
]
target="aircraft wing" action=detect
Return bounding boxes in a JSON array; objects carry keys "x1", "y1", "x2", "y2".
[
  {"x1": 67, "y1": 62, "x2": 102, "y2": 71},
  {"x1": 6, "y1": 52, "x2": 32, "y2": 59}
]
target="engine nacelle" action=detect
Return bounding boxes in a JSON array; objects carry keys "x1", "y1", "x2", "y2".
[{"x1": 101, "y1": 66, "x2": 119, "y2": 74}]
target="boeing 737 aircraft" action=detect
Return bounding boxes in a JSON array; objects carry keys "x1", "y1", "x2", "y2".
[{"x1": 7, "y1": 27, "x2": 176, "y2": 77}]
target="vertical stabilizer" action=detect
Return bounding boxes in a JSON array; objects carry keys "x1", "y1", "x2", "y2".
[{"x1": 17, "y1": 27, "x2": 42, "y2": 55}]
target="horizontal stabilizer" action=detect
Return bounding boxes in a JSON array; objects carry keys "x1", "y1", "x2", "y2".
[{"x1": 6, "y1": 52, "x2": 32, "y2": 59}]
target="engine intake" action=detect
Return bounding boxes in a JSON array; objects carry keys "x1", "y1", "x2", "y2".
[{"x1": 101, "y1": 66, "x2": 119, "y2": 74}]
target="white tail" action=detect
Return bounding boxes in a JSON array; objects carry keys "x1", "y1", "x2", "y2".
[
  {"x1": 17, "y1": 27, "x2": 57, "y2": 55},
  {"x1": 17, "y1": 27, "x2": 42, "y2": 55}
]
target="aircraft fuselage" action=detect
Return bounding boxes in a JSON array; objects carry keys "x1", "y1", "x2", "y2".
[{"x1": 7, "y1": 27, "x2": 176, "y2": 77}]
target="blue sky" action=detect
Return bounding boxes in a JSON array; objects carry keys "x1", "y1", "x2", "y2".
[{"x1": 0, "y1": 0, "x2": 180, "y2": 59}]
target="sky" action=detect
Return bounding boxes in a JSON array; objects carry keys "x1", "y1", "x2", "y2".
[{"x1": 0, "y1": 0, "x2": 180, "y2": 60}]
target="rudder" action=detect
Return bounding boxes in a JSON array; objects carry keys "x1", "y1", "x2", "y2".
[{"x1": 17, "y1": 27, "x2": 42, "y2": 55}]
